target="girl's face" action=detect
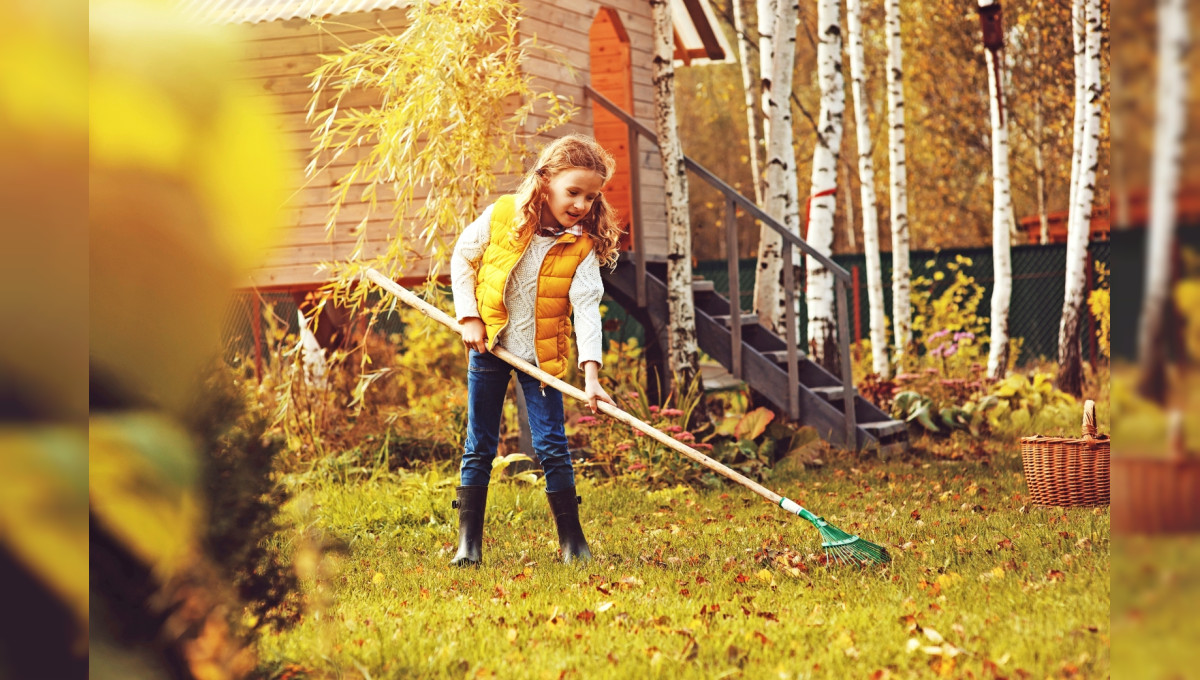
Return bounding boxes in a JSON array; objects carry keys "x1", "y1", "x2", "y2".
[{"x1": 539, "y1": 167, "x2": 605, "y2": 230}]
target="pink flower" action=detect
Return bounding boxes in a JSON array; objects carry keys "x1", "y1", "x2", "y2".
[
  {"x1": 617, "y1": 443, "x2": 632, "y2": 451},
  {"x1": 664, "y1": 424, "x2": 683, "y2": 433},
  {"x1": 694, "y1": 443, "x2": 713, "y2": 451},
  {"x1": 674, "y1": 431, "x2": 695, "y2": 443},
  {"x1": 628, "y1": 462, "x2": 647, "y2": 472},
  {"x1": 661, "y1": 408, "x2": 684, "y2": 417},
  {"x1": 649, "y1": 405, "x2": 660, "y2": 413},
  {"x1": 626, "y1": 391, "x2": 640, "y2": 399},
  {"x1": 577, "y1": 416, "x2": 597, "y2": 425}
]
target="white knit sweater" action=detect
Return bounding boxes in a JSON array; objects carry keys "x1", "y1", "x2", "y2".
[{"x1": 451, "y1": 203, "x2": 605, "y2": 369}]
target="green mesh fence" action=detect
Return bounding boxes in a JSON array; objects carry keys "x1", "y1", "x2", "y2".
[
  {"x1": 693, "y1": 241, "x2": 1110, "y2": 367},
  {"x1": 221, "y1": 242, "x2": 1113, "y2": 370},
  {"x1": 218, "y1": 289, "x2": 426, "y2": 366}
]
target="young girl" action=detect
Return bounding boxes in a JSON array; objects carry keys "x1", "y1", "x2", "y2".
[{"x1": 448, "y1": 134, "x2": 623, "y2": 566}]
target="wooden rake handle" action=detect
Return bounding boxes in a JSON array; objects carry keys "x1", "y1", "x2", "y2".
[{"x1": 363, "y1": 268, "x2": 784, "y2": 506}]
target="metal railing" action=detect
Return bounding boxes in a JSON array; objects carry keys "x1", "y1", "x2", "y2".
[{"x1": 585, "y1": 85, "x2": 857, "y2": 445}]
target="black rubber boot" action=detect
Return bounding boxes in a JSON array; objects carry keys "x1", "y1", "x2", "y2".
[
  {"x1": 450, "y1": 485, "x2": 488, "y2": 566},
  {"x1": 546, "y1": 488, "x2": 592, "y2": 564}
]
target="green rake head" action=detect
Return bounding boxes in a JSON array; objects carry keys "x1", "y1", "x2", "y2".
[
  {"x1": 817, "y1": 522, "x2": 891, "y2": 566},
  {"x1": 782, "y1": 498, "x2": 891, "y2": 566}
]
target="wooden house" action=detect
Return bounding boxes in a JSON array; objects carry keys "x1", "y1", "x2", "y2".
[
  {"x1": 185, "y1": 0, "x2": 909, "y2": 452},
  {"x1": 180, "y1": 0, "x2": 733, "y2": 291}
]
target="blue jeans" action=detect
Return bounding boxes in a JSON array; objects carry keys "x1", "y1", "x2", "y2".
[{"x1": 460, "y1": 350, "x2": 576, "y2": 492}]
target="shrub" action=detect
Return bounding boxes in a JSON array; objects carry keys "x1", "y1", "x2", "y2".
[{"x1": 187, "y1": 364, "x2": 302, "y2": 635}]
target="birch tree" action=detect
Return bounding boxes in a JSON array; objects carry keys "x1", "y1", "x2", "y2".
[
  {"x1": 885, "y1": 0, "x2": 912, "y2": 363},
  {"x1": 733, "y1": 0, "x2": 765, "y2": 205},
  {"x1": 753, "y1": 0, "x2": 802, "y2": 337},
  {"x1": 1138, "y1": 0, "x2": 1188, "y2": 404},
  {"x1": 1066, "y1": 0, "x2": 1087, "y2": 247},
  {"x1": 804, "y1": 0, "x2": 844, "y2": 366},
  {"x1": 650, "y1": 0, "x2": 701, "y2": 389},
  {"x1": 978, "y1": 0, "x2": 1015, "y2": 379},
  {"x1": 847, "y1": 0, "x2": 889, "y2": 376},
  {"x1": 1056, "y1": 0, "x2": 1103, "y2": 396}
]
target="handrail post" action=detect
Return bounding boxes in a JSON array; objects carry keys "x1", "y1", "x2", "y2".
[
  {"x1": 835, "y1": 280, "x2": 857, "y2": 449},
  {"x1": 725, "y1": 197, "x2": 741, "y2": 380},
  {"x1": 629, "y1": 124, "x2": 645, "y2": 308},
  {"x1": 782, "y1": 242, "x2": 799, "y2": 421}
]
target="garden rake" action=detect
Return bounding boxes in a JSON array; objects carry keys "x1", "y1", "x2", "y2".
[{"x1": 364, "y1": 269, "x2": 891, "y2": 566}]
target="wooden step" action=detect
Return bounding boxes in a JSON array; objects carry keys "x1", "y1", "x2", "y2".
[
  {"x1": 691, "y1": 279, "x2": 715, "y2": 293},
  {"x1": 809, "y1": 385, "x2": 848, "y2": 401},
  {"x1": 712, "y1": 313, "x2": 759, "y2": 328},
  {"x1": 761, "y1": 348, "x2": 808, "y2": 363},
  {"x1": 859, "y1": 420, "x2": 908, "y2": 439}
]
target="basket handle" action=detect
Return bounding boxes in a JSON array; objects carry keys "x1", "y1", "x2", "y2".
[{"x1": 1082, "y1": 400, "x2": 1097, "y2": 439}]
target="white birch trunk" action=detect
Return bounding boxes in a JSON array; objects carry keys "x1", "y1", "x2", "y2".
[
  {"x1": 804, "y1": 0, "x2": 844, "y2": 365},
  {"x1": 754, "y1": 0, "x2": 801, "y2": 338},
  {"x1": 1138, "y1": 0, "x2": 1188, "y2": 402},
  {"x1": 650, "y1": 0, "x2": 700, "y2": 386},
  {"x1": 847, "y1": 0, "x2": 889, "y2": 376},
  {"x1": 1057, "y1": 0, "x2": 1103, "y2": 396},
  {"x1": 1066, "y1": 0, "x2": 1086, "y2": 248},
  {"x1": 733, "y1": 0, "x2": 765, "y2": 207},
  {"x1": 885, "y1": 0, "x2": 912, "y2": 363},
  {"x1": 980, "y1": 0, "x2": 1014, "y2": 380},
  {"x1": 752, "y1": 0, "x2": 782, "y2": 329},
  {"x1": 1035, "y1": 95, "x2": 1048, "y2": 245}
]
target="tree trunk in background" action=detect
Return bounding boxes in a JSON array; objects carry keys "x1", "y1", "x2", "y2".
[
  {"x1": 847, "y1": 0, "x2": 889, "y2": 377},
  {"x1": 1035, "y1": 95, "x2": 1048, "y2": 245},
  {"x1": 1066, "y1": 0, "x2": 1086, "y2": 247},
  {"x1": 841, "y1": 161, "x2": 857, "y2": 251},
  {"x1": 752, "y1": 0, "x2": 781, "y2": 330},
  {"x1": 755, "y1": 0, "x2": 802, "y2": 339},
  {"x1": 1138, "y1": 0, "x2": 1188, "y2": 404},
  {"x1": 1057, "y1": 0, "x2": 1103, "y2": 397},
  {"x1": 804, "y1": 0, "x2": 843, "y2": 369},
  {"x1": 650, "y1": 0, "x2": 700, "y2": 391},
  {"x1": 885, "y1": 0, "x2": 912, "y2": 365},
  {"x1": 979, "y1": 0, "x2": 1014, "y2": 380},
  {"x1": 733, "y1": 0, "x2": 765, "y2": 206}
]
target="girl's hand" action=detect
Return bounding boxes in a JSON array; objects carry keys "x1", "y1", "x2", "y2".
[
  {"x1": 460, "y1": 318, "x2": 488, "y2": 354},
  {"x1": 583, "y1": 379, "x2": 615, "y2": 415}
]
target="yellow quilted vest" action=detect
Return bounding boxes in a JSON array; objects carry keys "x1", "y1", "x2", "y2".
[{"x1": 474, "y1": 195, "x2": 595, "y2": 379}]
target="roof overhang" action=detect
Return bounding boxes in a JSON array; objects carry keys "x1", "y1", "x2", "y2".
[
  {"x1": 671, "y1": 0, "x2": 734, "y2": 66},
  {"x1": 178, "y1": 0, "x2": 734, "y2": 66}
]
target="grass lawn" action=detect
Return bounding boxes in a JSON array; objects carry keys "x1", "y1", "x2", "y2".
[
  {"x1": 1111, "y1": 536, "x2": 1200, "y2": 679},
  {"x1": 257, "y1": 449, "x2": 1109, "y2": 679}
]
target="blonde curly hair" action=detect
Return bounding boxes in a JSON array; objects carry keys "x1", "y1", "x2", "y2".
[{"x1": 510, "y1": 134, "x2": 624, "y2": 269}]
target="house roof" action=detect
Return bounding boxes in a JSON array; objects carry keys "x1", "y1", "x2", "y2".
[{"x1": 178, "y1": 0, "x2": 733, "y2": 65}]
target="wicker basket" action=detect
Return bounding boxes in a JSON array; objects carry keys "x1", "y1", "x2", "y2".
[
  {"x1": 1111, "y1": 412, "x2": 1200, "y2": 533},
  {"x1": 1020, "y1": 400, "x2": 1110, "y2": 507}
]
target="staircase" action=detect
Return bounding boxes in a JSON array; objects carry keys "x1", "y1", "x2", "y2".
[
  {"x1": 585, "y1": 83, "x2": 908, "y2": 455},
  {"x1": 602, "y1": 261, "x2": 909, "y2": 457}
]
